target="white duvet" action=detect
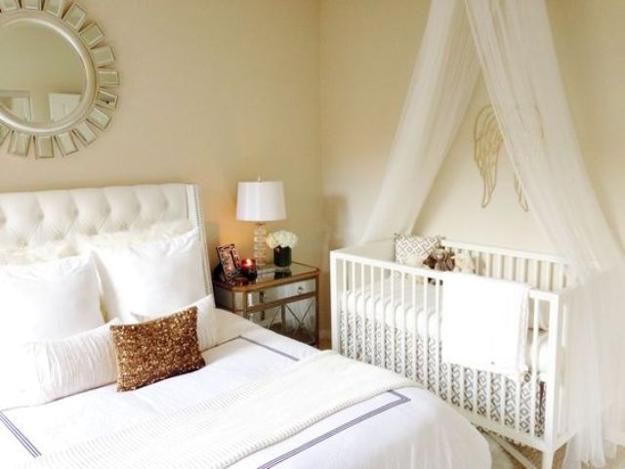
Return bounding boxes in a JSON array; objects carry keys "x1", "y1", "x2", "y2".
[{"x1": 1, "y1": 312, "x2": 490, "y2": 469}]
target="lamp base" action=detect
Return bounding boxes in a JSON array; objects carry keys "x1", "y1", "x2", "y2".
[{"x1": 253, "y1": 223, "x2": 268, "y2": 266}]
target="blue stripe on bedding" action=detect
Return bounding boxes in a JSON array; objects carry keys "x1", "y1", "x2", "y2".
[
  {"x1": 0, "y1": 411, "x2": 41, "y2": 457},
  {"x1": 236, "y1": 336, "x2": 413, "y2": 468},
  {"x1": 258, "y1": 391, "x2": 411, "y2": 468},
  {"x1": 238, "y1": 335, "x2": 300, "y2": 361}
]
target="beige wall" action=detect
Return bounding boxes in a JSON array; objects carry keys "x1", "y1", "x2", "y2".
[
  {"x1": 0, "y1": 0, "x2": 323, "y2": 268},
  {"x1": 320, "y1": 0, "x2": 429, "y2": 250},
  {"x1": 319, "y1": 0, "x2": 625, "y2": 336}
]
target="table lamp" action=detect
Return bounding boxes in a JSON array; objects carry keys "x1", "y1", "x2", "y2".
[{"x1": 236, "y1": 180, "x2": 286, "y2": 266}]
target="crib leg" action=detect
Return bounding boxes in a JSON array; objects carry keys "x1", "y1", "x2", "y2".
[{"x1": 541, "y1": 450, "x2": 554, "y2": 469}]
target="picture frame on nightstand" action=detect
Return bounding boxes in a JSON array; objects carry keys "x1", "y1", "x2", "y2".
[{"x1": 216, "y1": 243, "x2": 242, "y2": 281}]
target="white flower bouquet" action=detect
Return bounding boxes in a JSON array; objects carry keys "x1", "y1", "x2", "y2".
[{"x1": 266, "y1": 230, "x2": 298, "y2": 249}]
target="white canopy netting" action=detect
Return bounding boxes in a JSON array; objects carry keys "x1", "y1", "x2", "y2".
[{"x1": 362, "y1": 1, "x2": 625, "y2": 467}]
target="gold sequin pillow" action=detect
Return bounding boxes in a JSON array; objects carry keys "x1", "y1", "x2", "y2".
[{"x1": 110, "y1": 307, "x2": 205, "y2": 391}]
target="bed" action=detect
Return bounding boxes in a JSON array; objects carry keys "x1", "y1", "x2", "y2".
[{"x1": 0, "y1": 183, "x2": 490, "y2": 469}]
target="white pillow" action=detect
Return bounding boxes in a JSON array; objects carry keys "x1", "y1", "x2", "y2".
[
  {"x1": 0, "y1": 240, "x2": 77, "y2": 265},
  {"x1": 74, "y1": 220, "x2": 194, "y2": 252},
  {"x1": 0, "y1": 320, "x2": 119, "y2": 410},
  {"x1": 94, "y1": 229, "x2": 207, "y2": 322},
  {"x1": 0, "y1": 255, "x2": 103, "y2": 349},
  {"x1": 132, "y1": 295, "x2": 216, "y2": 352},
  {"x1": 213, "y1": 307, "x2": 258, "y2": 343}
]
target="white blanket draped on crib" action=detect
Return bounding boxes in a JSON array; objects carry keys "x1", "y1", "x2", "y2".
[
  {"x1": 20, "y1": 351, "x2": 415, "y2": 469},
  {"x1": 442, "y1": 272, "x2": 530, "y2": 376}
]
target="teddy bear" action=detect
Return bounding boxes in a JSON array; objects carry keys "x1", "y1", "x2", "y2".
[
  {"x1": 453, "y1": 251, "x2": 476, "y2": 274},
  {"x1": 423, "y1": 247, "x2": 455, "y2": 272}
]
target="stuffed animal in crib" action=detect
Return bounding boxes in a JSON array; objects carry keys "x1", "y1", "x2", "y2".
[
  {"x1": 453, "y1": 251, "x2": 476, "y2": 274},
  {"x1": 423, "y1": 247, "x2": 455, "y2": 272}
]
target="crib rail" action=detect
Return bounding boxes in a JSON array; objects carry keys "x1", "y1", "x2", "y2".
[
  {"x1": 442, "y1": 239, "x2": 570, "y2": 291},
  {"x1": 330, "y1": 240, "x2": 569, "y2": 467}
]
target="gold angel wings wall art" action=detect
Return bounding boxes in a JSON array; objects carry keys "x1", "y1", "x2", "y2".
[{"x1": 473, "y1": 105, "x2": 528, "y2": 211}]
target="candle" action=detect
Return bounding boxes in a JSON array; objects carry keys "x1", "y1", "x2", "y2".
[{"x1": 240, "y1": 258, "x2": 257, "y2": 281}]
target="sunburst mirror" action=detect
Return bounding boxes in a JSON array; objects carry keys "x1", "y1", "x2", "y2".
[{"x1": 0, "y1": 0, "x2": 118, "y2": 158}]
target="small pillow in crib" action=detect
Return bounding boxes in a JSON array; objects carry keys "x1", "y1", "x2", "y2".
[
  {"x1": 111, "y1": 308, "x2": 205, "y2": 391},
  {"x1": 394, "y1": 234, "x2": 441, "y2": 266}
]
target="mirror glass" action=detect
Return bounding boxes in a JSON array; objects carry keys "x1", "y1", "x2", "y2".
[{"x1": 0, "y1": 21, "x2": 86, "y2": 124}]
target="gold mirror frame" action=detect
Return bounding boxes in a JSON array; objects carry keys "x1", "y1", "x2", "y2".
[{"x1": 0, "y1": 0, "x2": 118, "y2": 158}]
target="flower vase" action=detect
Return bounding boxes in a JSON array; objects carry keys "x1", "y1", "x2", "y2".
[{"x1": 273, "y1": 246, "x2": 292, "y2": 267}]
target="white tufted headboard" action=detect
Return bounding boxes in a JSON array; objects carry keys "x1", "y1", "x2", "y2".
[{"x1": 0, "y1": 183, "x2": 213, "y2": 297}]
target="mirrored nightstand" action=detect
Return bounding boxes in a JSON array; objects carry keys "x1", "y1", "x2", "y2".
[{"x1": 213, "y1": 262, "x2": 320, "y2": 347}]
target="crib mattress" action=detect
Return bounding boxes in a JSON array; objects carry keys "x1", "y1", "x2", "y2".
[{"x1": 341, "y1": 278, "x2": 549, "y2": 375}]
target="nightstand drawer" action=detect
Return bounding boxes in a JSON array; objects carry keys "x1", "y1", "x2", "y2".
[{"x1": 214, "y1": 279, "x2": 315, "y2": 311}]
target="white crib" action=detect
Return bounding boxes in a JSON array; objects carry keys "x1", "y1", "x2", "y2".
[{"x1": 330, "y1": 239, "x2": 574, "y2": 469}]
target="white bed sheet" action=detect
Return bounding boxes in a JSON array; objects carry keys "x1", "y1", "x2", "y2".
[
  {"x1": 342, "y1": 278, "x2": 549, "y2": 374},
  {"x1": 1, "y1": 311, "x2": 490, "y2": 469}
]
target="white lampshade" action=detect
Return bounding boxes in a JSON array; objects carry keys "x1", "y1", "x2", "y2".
[{"x1": 236, "y1": 181, "x2": 287, "y2": 222}]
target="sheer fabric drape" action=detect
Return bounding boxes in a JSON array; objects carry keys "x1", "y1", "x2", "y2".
[
  {"x1": 464, "y1": 2, "x2": 625, "y2": 466},
  {"x1": 361, "y1": 0, "x2": 480, "y2": 243},
  {"x1": 361, "y1": 0, "x2": 625, "y2": 466}
]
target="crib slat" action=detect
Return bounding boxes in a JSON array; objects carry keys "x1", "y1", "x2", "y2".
[
  {"x1": 447, "y1": 365, "x2": 452, "y2": 404},
  {"x1": 560, "y1": 265, "x2": 567, "y2": 289},
  {"x1": 547, "y1": 263, "x2": 554, "y2": 291},
  {"x1": 341, "y1": 259, "x2": 347, "y2": 355},
  {"x1": 412, "y1": 274, "x2": 418, "y2": 381},
  {"x1": 515, "y1": 374, "x2": 521, "y2": 431},
  {"x1": 435, "y1": 279, "x2": 443, "y2": 398},
  {"x1": 460, "y1": 366, "x2": 465, "y2": 410},
  {"x1": 486, "y1": 371, "x2": 492, "y2": 420},
  {"x1": 472, "y1": 367, "x2": 478, "y2": 415},
  {"x1": 360, "y1": 262, "x2": 365, "y2": 361},
  {"x1": 510, "y1": 257, "x2": 517, "y2": 282},
  {"x1": 401, "y1": 271, "x2": 407, "y2": 375},
  {"x1": 500, "y1": 374, "x2": 505, "y2": 424},
  {"x1": 368, "y1": 264, "x2": 375, "y2": 363},
  {"x1": 423, "y1": 277, "x2": 429, "y2": 388},
  {"x1": 530, "y1": 297, "x2": 540, "y2": 436},
  {"x1": 391, "y1": 269, "x2": 396, "y2": 372},
  {"x1": 371, "y1": 265, "x2": 377, "y2": 365},
  {"x1": 351, "y1": 261, "x2": 356, "y2": 359},
  {"x1": 530, "y1": 260, "x2": 537, "y2": 289},
  {"x1": 380, "y1": 268, "x2": 386, "y2": 367}
]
